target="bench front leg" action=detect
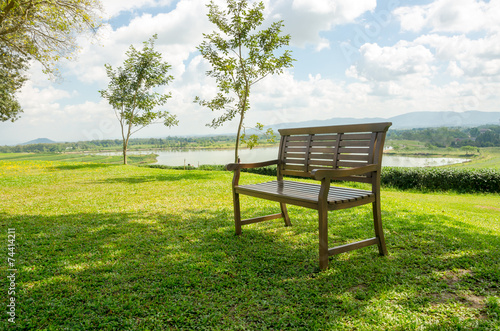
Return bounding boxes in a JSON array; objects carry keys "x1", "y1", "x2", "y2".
[
  {"x1": 318, "y1": 179, "x2": 331, "y2": 270},
  {"x1": 280, "y1": 203, "x2": 292, "y2": 227},
  {"x1": 232, "y1": 169, "x2": 242, "y2": 235}
]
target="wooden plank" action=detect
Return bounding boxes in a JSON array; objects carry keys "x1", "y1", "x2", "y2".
[
  {"x1": 240, "y1": 213, "x2": 283, "y2": 225},
  {"x1": 284, "y1": 152, "x2": 307, "y2": 159},
  {"x1": 284, "y1": 157, "x2": 307, "y2": 164},
  {"x1": 311, "y1": 134, "x2": 338, "y2": 141},
  {"x1": 310, "y1": 141, "x2": 337, "y2": 147},
  {"x1": 309, "y1": 147, "x2": 336, "y2": 153},
  {"x1": 338, "y1": 146, "x2": 370, "y2": 154},
  {"x1": 277, "y1": 135, "x2": 286, "y2": 180},
  {"x1": 337, "y1": 160, "x2": 369, "y2": 168},
  {"x1": 287, "y1": 135, "x2": 309, "y2": 141},
  {"x1": 341, "y1": 133, "x2": 373, "y2": 140},
  {"x1": 328, "y1": 238, "x2": 379, "y2": 256},
  {"x1": 339, "y1": 140, "x2": 371, "y2": 147},
  {"x1": 309, "y1": 153, "x2": 335, "y2": 160},
  {"x1": 308, "y1": 159, "x2": 335, "y2": 167},
  {"x1": 305, "y1": 134, "x2": 313, "y2": 168},
  {"x1": 283, "y1": 164, "x2": 306, "y2": 171},
  {"x1": 338, "y1": 154, "x2": 369, "y2": 161},
  {"x1": 284, "y1": 147, "x2": 308, "y2": 153},
  {"x1": 278, "y1": 122, "x2": 392, "y2": 135},
  {"x1": 286, "y1": 141, "x2": 309, "y2": 147}
]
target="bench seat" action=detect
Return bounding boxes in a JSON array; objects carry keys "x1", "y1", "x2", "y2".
[{"x1": 236, "y1": 180, "x2": 374, "y2": 210}]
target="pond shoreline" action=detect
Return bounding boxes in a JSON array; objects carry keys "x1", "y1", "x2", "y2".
[{"x1": 90, "y1": 147, "x2": 471, "y2": 168}]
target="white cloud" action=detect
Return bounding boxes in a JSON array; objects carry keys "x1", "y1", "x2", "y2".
[
  {"x1": 346, "y1": 42, "x2": 435, "y2": 82},
  {"x1": 269, "y1": 0, "x2": 376, "y2": 49},
  {"x1": 394, "y1": 0, "x2": 500, "y2": 33},
  {"x1": 415, "y1": 33, "x2": 500, "y2": 79}
]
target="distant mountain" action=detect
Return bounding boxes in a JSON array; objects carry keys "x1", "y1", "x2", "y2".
[
  {"x1": 20, "y1": 138, "x2": 57, "y2": 145},
  {"x1": 269, "y1": 111, "x2": 500, "y2": 131}
]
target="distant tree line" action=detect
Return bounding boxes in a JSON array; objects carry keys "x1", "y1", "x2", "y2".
[
  {"x1": 387, "y1": 125, "x2": 500, "y2": 148},
  {"x1": 0, "y1": 136, "x2": 239, "y2": 153}
]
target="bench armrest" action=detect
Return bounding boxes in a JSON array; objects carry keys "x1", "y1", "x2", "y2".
[
  {"x1": 311, "y1": 164, "x2": 378, "y2": 180},
  {"x1": 225, "y1": 159, "x2": 279, "y2": 171}
]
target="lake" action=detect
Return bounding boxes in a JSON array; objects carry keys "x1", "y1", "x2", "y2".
[{"x1": 101, "y1": 147, "x2": 470, "y2": 167}]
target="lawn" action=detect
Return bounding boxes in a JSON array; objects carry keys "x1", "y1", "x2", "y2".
[
  {"x1": 0, "y1": 161, "x2": 499, "y2": 330},
  {"x1": 0, "y1": 152, "x2": 157, "y2": 165}
]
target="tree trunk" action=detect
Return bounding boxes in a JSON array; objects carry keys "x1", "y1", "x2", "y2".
[
  {"x1": 123, "y1": 141, "x2": 128, "y2": 165},
  {"x1": 235, "y1": 110, "x2": 245, "y2": 163}
]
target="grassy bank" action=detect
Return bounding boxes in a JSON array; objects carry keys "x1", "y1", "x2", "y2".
[
  {"x1": 0, "y1": 161, "x2": 499, "y2": 329},
  {"x1": 0, "y1": 152, "x2": 157, "y2": 165}
]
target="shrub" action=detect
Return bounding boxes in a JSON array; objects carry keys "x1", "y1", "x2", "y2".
[{"x1": 381, "y1": 167, "x2": 500, "y2": 193}]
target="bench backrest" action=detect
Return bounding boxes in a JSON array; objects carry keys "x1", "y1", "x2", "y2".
[{"x1": 277, "y1": 122, "x2": 392, "y2": 183}]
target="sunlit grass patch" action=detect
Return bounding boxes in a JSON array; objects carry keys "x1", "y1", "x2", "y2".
[{"x1": 0, "y1": 160, "x2": 498, "y2": 329}]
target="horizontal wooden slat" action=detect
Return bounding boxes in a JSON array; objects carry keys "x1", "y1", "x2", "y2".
[
  {"x1": 338, "y1": 154, "x2": 369, "y2": 161},
  {"x1": 338, "y1": 147, "x2": 370, "y2": 154},
  {"x1": 284, "y1": 162, "x2": 307, "y2": 168},
  {"x1": 287, "y1": 135, "x2": 309, "y2": 141},
  {"x1": 308, "y1": 159, "x2": 334, "y2": 166},
  {"x1": 339, "y1": 140, "x2": 371, "y2": 147},
  {"x1": 286, "y1": 141, "x2": 309, "y2": 147},
  {"x1": 310, "y1": 141, "x2": 337, "y2": 147},
  {"x1": 311, "y1": 134, "x2": 338, "y2": 141},
  {"x1": 285, "y1": 147, "x2": 307, "y2": 153},
  {"x1": 309, "y1": 147, "x2": 335, "y2": 153},
  {"x1": 284, "y1": 152, "x2": 307, "y2": 159},
  {"x1": 341, "y1": 133, "x2": 373, "y2": 140},
  {"x1": 337, "y1": 161, "x2": 371, "y2": 168},
  {"x1": 278, "y1": 122, "x2": 391, "y2": 135},
  {"x1": 308, "y1": 153, "x2": 335, "y2": 160},
  {"x1": 308, "y1": 166, "x2": 335, "y2": 171},
  {"x1": 283, "y1": 164, "x2": 306, "y2": 171}
]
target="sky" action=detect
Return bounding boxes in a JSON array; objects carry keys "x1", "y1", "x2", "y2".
[{"x1": 2, "y1": 0, "x2": 500, "y2": 145}]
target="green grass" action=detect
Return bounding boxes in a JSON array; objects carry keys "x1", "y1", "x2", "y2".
[
  {"x1": 0, "y1": 161, "x2": 499, "y2": 330},
  {"x1": 0, "y1": 152, "x2": 157, "y2": 165}
]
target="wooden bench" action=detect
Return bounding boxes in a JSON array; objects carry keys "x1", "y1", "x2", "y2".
[{"x1": 225, "y1": 122, "x2": 392, "y2": 270}]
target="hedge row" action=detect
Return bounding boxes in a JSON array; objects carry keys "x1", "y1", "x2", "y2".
[
  {"x1": 241, "y1": 166, "x2": 500, "y2": 193},
  {"x1": 381, "y1": 167, "x2": 500, "y2": 193},
  {"x1": 146, "y1": 164, "x2": 500, "y2": 193}
]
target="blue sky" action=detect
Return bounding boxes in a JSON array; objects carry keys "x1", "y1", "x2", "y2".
[{"x1": 1, "y1": 0, "x2": 500, "y2": 145}]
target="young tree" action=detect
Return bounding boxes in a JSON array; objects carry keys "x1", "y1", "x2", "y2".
[
  {"x1": 195, "y1": 0, "x2": 294, "y2": 163},
  {"x1": 99, "y1": 35, "x2": 178, "y2": 165}
]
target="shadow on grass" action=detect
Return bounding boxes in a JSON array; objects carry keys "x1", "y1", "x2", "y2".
[
  {"x1": 1, "y1": 207, "x2": 499, "y2": 329},
  {"x1": 96, "y1": 171, "x2": 218, "y2": 184},
  {"x1": 54, "y1": 163, "x2": 116, "y2": 171}
]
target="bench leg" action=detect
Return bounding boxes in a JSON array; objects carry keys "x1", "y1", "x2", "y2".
[
  {"x1": 373, "y1": 198, "x2": 388, "y2": 256},
  {"x1": 280, "y1": 203, "x2": 292, "y2": 227},
  {"x1": 233, "y1": 192, "x2": 242, "y2": 235},
  {"x1": 318, "y1": 206, "x2": 329, "y2": 270}
]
